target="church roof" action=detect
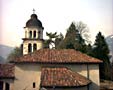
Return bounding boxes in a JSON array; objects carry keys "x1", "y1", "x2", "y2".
[
  {"x1": 41, "y1": 67, "x2": 91, "y2": 87},
  {"x1": 0, "y1": 64, "x2": 15, "y2": 79},
  {"x1": 26, "y1": 14, "x2": 44, "y2": 29},
  {"x1": 13, "y1": 49, "x2": 102, "y2": 64}
]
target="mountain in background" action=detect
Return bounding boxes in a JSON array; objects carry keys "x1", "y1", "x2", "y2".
[
  {"x1": 0, "y1": 44, "x2": 14, "y2": 62},
  {"x1": 106, "y1": 35, "x2": 113, "y2": 63}
]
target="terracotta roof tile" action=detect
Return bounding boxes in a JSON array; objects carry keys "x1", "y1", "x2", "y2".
[
  {"x1": 41, "y1": 67, "x2": 91, "y2": 87},
  {"x1": 0, "y1": 63, "x2": 15, "y2": 79},
  {"x1": 13, "y1": 49, "x2": 102, "y2": 63}
]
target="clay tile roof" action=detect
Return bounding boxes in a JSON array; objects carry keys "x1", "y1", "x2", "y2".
[
  {"x1": 41, "y1": 67, "x2": 91, "y2": 87},
  {"x1": 0, "y1": 63, "x2": 15, "y2": 79},
  {"x1": 14, "y1": 49, "x2": 102, "y2": 63}
]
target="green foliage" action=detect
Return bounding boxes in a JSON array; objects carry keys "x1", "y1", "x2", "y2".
[
  {"x1": 92, "y1": 32, "x2": 111, "y2": 80},
  {"x1": 55, "y1": 33, "x2": 64, "y2": 49},
  {"x1": 43, "y1": 40, "x2": 49, "y2": 48},
  {"x1": 85, "y1": 44, "x2": 92, "y2": 56},
  {"x1": 44, "y1": 32, "x2": 59, "y2": 49},
  {"x1": 7, "y1": 47, "x2": 22, "y2": 62},
  {"x1": 44, "y1": 21, "x2": 90, "y2": 52},
  {"x1": 56, "y1": 22, "x2": 88, "y2": 53},
  {"x1": 46, "y1": 32, "x2": 58, "y2": 39}
]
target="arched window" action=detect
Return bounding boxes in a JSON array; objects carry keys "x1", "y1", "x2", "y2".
[
  {"x1": 34, "y1": 31, "x2": 36, "y2": 38},
  {"x1": 33, "y1": 44, "x2": 37, "y2": 51},
  {"x1": 5, "y1": 83, "x2": 9, "y2": 90},
  {"x1": 29, "y1": 31, "x2": 32, "y2": 38},
  {"x1": 28, "y1": 43, "x2": 32, "y2": 53}
]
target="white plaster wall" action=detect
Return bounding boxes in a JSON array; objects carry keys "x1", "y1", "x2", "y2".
[
  {"x1": 88, "y1": 64, "x2": 100, "y2": 90},
  {"x1": 14, "y1": 63, "x2": 100, "y2": 90},
  {"x1": 67, "y1": 64, "x2": 88, "y2": 77},
  {"x1": 14, "y1": 64, "x2": 41, "y2": 90},
  {"x1": 24, "y1": 27, "x2": 43, "y2": 39},
  {"x1": 23, "y1": 40, "x2": 43, "y2": 55},
  {"x1": 67, "y1": 64, "x2": 100, "y2": 90}
]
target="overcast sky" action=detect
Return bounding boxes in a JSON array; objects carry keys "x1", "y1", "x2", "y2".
[{"x1": 0, "y1": 0, "x2": 113, "y2": 47}]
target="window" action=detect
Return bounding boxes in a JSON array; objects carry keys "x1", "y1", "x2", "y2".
[
  {"x1": 33, "y1": 82, "x2": 35, "y2": 88},
  {"x1": 0, "y1": 81, "x2": 3, "y2": 90},
  {"x1": 34, "y1": 31, "x2": 36, "y2": 38},
  {"x1": 33, "y1": 44, "x2": 37, "y2": 51},
  {"x1": 29, "y1": 31, "x2": 32, "y2": 38},
  {"x1": 5, "y1": 83, "x2": 9, "y2": 90},
  {"x1": 28, "y1": 43, "x2": 32, "y2": 53}
]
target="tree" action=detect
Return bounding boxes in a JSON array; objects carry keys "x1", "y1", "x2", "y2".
[
  {"x1": 92, "y1": 32, "x2": 111, "y2": 80},
  {"x1": 75, "y1": 21, "x2": 91, "y2": 44},
  {"x1": 85, "y1": 44, "x2": 92, "y2": 56},
  {"x1": 44, "y1": 32, "x2": 58, "y2": 49},
  {"x1": 7, "y1": 47, "x2": 22, "y2": 62},
  {"x1": 55, "y1": 33, "x2": 64, "y2": 49},
  {"x1": 57, "y1": 22, "x2": 87, "y2": 53}
]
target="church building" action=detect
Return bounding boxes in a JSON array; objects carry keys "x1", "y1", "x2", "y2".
[{"x1": 0, "y1": 12, "x2": 102, "y2": 90}]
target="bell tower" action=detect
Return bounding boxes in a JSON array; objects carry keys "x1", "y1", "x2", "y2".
[{"x1": 22, "y1": 10, "x2": 44, "y2": 55}]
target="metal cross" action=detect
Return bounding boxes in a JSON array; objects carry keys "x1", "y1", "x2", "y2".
[{"x1": 33, "y1": 8, "x2": 35, "y2": 14}]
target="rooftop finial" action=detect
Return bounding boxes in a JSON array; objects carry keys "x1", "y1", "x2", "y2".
[{"x1": 33, "y1": 8, "x2": 35, "y2": 14}]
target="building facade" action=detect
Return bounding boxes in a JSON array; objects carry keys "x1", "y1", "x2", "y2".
[{"x1": 0, "y1": 12, "x2": 102, "y2": 90}]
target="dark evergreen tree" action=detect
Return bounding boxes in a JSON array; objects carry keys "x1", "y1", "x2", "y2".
[
  {"x1": 92, "y1": 32, "x2": 110, "y2": 79},
  {"x1": 55, "y1": 33, "x2": 64, "y2": 49},
  {"x1": 57, "y1": 22, "x2": 87, "y2": 53},
  {"x1": 86, "y1": 44, "x2": 92, "y2": 56}
]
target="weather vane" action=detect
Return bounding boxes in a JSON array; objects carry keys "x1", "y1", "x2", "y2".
[{"x1": 33, "y1": 8, "x2": 35, "y2": 14}]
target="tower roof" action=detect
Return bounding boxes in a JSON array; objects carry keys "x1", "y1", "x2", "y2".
[{"x1": 26, "y1": 13, "x2": 44, "y2": 29}]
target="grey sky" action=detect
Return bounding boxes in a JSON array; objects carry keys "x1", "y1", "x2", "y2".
[{"x1": 1, "y1": 0, "x2": 113, "y2": 47}]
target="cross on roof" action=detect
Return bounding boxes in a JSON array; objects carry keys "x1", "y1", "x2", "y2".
[{"x1": 33, "y1": 8, "x2": 35, "y2": 14}]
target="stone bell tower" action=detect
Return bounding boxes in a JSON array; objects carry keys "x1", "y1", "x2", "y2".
[{"x1": 22, "y1": 10, "x2": 44, "y2": 55}]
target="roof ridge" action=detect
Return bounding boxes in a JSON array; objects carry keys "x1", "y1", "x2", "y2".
[{"x1": 13, "y1": 49, "x2": 102, "y2": 63}]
